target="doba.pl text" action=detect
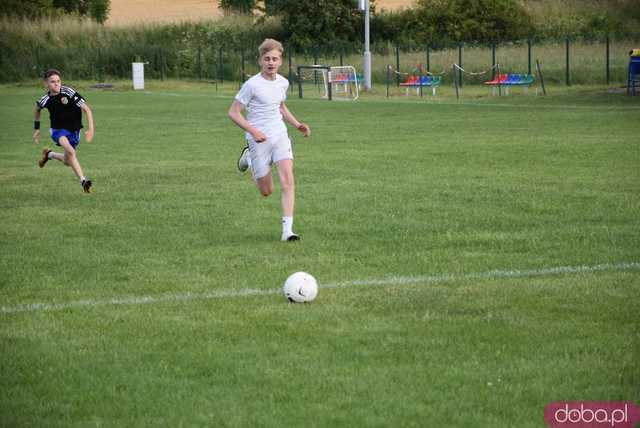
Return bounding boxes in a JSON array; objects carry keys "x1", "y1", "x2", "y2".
[
  {"x1": 554, "y1": 403, "x2": 629, "y2": 426},
  {"x1": 545, "y1": 401, "x2": 640, "y2": 428}
]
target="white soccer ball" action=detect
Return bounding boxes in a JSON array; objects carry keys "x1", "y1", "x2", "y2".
[{"x1": 283, "y1": 272, "x2": 318, "y2": 303}]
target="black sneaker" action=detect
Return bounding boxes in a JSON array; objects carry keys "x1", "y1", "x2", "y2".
[
  {"x1": 237, "y1": 145, "x2": 250, "y2": 173},
  {"x1": 281, "y1": 232, "x2": 300, "y2": 242},
  {"x1": 38, "y1": 148, "x2": 52, "y2": 168},
  {"x1": 81, "y1": 179, "x2": 92, "y2": 193}
]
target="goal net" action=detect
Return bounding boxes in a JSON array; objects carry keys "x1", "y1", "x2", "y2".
[
  {"x1": 296, "y1": 65, "x2": 331, "y2": 100},
  {"x1": 328, "y1": 66, "x2": 359, "y2": 101}
]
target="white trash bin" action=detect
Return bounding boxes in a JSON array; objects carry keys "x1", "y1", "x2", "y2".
[{"x1": 132, "y1": 62, "x2": 145, "y2": 90}]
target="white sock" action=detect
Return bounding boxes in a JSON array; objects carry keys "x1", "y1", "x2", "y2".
[
  {"x1": 282, "y1": 216, "x2": 293, "y2": 235},
  {"x1": 48, "y1": 151, "x2": 55, "y2": 160},
  {"x1": 80, "y1": 176, "x2": 86, "y2": 182}
]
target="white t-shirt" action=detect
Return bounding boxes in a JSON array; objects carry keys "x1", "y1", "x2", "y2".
[{"x1": 235, "y1": 73, "x2": 289, "y2": 140}]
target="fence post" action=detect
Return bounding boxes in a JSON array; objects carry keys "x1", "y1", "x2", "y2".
[
  {"x1": 218, "y1": 47, "x2": 224, "y2": 84},
  {"x1": 197, "y1": 44, "x2": 202, "y2": 80},
  {"x1": 210, "y1": 45, "x2": 216, "y2": 81},
  {"x1": 97, "y1": 50, "x2": 103, "y2": 81},
  {"x1": 536, "y1": 59, "x2": 546, "y2": 95},
  {"x1": 161, "y1": 49, "x2": 166, "y2": 81},
  {"x1": 605, "y1": 35, "x2": 610, "y2": 85},
  {"x1": 565, "y1": 36, "x2": 570, "y2": 86},
  {"x1": 241, "y1": 47, "x2": 245, "y2": 85},
  {"x1": 491, "y1": 43, "x2": 496, "y2": 80},
  {"x1": 93, "y1": 50, "x2": 99, "y2": 81},
  {"x1": 453, "y1": 64, "x2": 459, "y2": 99},
  {"x1": 458, "y1": 43, "x2": 463, "y2": 87},
  {"x1": 339, "y1": 51, "x2": 343, "y2": 66},
  {"x1": 35, "y1": 46, "x2": 40, "y2": 79},
  {"x1": 90, "y1": 52, "x2": 95, "y2": 81},
  {"x1": 426, "y1": 45, "x2": 430, "y2": 73},
  {"x1": 288, "y1": 49, "x2": 293, "y2": 94},
  {"x1": 527, "y1": 38, "x2": 532, "y2": 75},
  {"x1": 386, "y1": 64, "x2": 390, "y2": 98},
  {"x1": 396, "y1": 45, "x2": 400, "y2": 87}
]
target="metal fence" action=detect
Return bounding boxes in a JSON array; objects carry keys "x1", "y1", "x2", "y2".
[{"x1": 12, "y1": 36, "x2": 640, "y2": 87}]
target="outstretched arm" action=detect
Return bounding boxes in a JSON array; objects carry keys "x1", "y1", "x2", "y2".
[
  {"x1": 33, "y1": 107, "x2": 41, "y2": 144},
  {"x1": 228, "y1": 100, "x2": 266, "y2": 142},
  {"x1": 80, "y1": 103, "x2": 95, "y2": 142},
  {"x1": 280, "y1": 102, "x2": 310, "y2": 137}
]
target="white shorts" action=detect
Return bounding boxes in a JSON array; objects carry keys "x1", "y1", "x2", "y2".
[{"x1": 247, "y1": 133, "x2": 293, "y2": 179}]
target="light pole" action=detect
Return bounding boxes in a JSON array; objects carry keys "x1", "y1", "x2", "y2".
[{"x1": 361, "y1": 0, "x2": 372, "y2": 90}]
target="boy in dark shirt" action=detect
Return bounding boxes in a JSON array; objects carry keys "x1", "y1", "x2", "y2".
[{"x1": 33, "y1": 69, "x2": 95, "y2": 193}]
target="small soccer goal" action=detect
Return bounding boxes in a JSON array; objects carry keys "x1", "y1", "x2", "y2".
[
  {"x1": 297, "y1": 65, "x2": 332, "y2": 101},
  {"x1": 296, "y1": 65, "x2": 360, "y2": 101},
  {"x1": 328, "y1": 66, "x2": 359, "y2": 101}
]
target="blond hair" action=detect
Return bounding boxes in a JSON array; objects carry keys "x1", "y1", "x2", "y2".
[{"x1": 259, "y1": 39, "x2": 284, "y2": 57}]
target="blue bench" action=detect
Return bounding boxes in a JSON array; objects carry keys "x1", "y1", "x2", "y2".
[
  {"x1": 485, "y1": 73, "x2": 534, "y2": 95},
  {"x1": 399, "y1": 75, "x2": 442, "y2": 96},
  {"x1": 628, "y1": 50, "x2": 640, "y2": 95}
]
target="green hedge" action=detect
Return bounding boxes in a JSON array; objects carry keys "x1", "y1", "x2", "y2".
[{"x1": 0, "y1": 16, "x2": 286, "y2": 82}]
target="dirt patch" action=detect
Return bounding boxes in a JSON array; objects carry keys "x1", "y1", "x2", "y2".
[
  {"x1": 375, "y1": 0, "x2": 415, "y2": 11},
  {"x1": 108, "y1": 0, "x2": 221, "y2": 25},
  {"x1": 107, "y1": 0, "x2": 414, "y2": 25}
]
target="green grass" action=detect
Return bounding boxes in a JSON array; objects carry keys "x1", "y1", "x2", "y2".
[{"x1": 1, "y1": 82, "x2": 639, "y2": 427}]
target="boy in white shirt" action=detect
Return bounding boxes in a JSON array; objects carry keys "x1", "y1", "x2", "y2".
[{"x1": 228, "y1": 39, "x2": 311, "y2": 241}]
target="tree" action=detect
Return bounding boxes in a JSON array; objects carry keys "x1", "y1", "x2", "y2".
[
  {"x1": 410, "y1": 0, "x2": 534, "y2": 43},
  {"x1": 88, "y1": 0, "x2": 109, "y2": 23},
  {"x1": 53, "y1": 0, "x2": 87, "y2": 14},
  {"x1": 0, "y1": 0, "x2": 55, "y2": 19},
  {"x1": 264, "y1": 0, "x2": 371, "y2": 52},
  {"x1": 219, "y1": 0, "x2": 257, "y2": 15},
  {"x1": 50, "y1": 0, "x2": 110, "y2": 23}
]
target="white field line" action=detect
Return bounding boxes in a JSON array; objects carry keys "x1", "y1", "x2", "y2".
[{"x1": 1, "y1": 261, "x2": 639, "y2": 315}]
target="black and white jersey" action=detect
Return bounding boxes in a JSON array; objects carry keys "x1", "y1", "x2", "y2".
[{"x1": 36, "y1": 86, "x2": 86, "y2": 131}]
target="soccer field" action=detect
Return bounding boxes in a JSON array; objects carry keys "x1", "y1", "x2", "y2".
[{"x1": 1, "y1": 83, "x2": 639, "y2": 427}]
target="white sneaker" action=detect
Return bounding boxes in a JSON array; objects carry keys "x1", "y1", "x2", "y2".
[
  {"x1": 281, "y1": 232, "x2": 300, "y2": 242},
  {"x1": 237, "y1": 145, "x2": 250, "y2": 173}
]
